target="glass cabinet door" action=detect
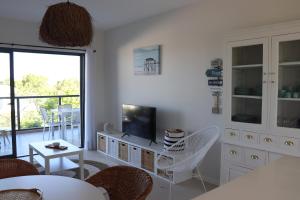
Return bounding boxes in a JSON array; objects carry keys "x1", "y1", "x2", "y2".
[
  {"x1": 229, "y1": 38, "x2": 268, "y2": 130},
  {"x1": 271, "y1": 33, "x2": 300, "y2": 132}
]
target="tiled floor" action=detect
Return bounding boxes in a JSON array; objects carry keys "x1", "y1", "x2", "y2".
[
  {"x1": 14, "y1": 137, "x2": 217, "y2": 200},
  {"x1": 0, "y1": 128, "x2": 81, "y2": 157}
]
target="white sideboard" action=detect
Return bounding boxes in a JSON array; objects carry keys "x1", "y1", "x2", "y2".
[
  {"x1": 221, "y1": 20, "x2": 300, "y2": 184},
  {"x1": 97, "y1": 132, "x2": 193, "y2": 184}
]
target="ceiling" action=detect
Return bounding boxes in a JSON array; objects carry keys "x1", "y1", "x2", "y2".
[{"x1": 0, "y1": 0, "x2": 200, "y2": 30}]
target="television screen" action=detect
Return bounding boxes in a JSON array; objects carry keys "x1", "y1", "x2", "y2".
[{"x1": 122, "y1": 104, "x2": 156, "y2": 142}]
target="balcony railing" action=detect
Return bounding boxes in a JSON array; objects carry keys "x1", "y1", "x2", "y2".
[{"x1": 0, "y1": 95, "x2": 80, "y2": 131}]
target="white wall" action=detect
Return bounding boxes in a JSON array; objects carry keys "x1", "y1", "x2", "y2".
[
  {"x1": 104, "y1": 0, "x2": 300, "y2": 183},
  {"x1": 0, "y1": 17, "x2": 106, "y2": 142}
]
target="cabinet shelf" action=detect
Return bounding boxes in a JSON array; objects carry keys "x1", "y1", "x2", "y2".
[
  {"x1": 279, "y1": 61, "x2": 300, "y2": 66},
  {"x1": 232, "y1": 64, "x2": 263, "y2": 69},
  {"x1": 232, "y1": 95, "x2": 262, "y2": 99},
  {"x1": 278, "y1": 98, "x2": 300, "y2": 101}
]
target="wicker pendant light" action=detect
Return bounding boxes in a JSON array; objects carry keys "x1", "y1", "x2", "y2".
[{"x1": 39, "y1": 1, "x2": 93, "y2": 47}]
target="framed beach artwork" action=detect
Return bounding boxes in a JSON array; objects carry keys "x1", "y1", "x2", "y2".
[{"x1": 133, "y1": 45, "x2": 161, "y2": 75}]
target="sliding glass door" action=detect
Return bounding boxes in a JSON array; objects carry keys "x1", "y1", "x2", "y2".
[
  {"x1": 0, "y1": 50, "x2": 16, "y2": 157},
  {"x1": 0, "y1": 48, "x2": 85, "y2": 158}
]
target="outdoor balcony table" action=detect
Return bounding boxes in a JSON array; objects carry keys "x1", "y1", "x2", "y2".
[{"x1": 50, "y1": 108, "x2": 80, "y2": 139}]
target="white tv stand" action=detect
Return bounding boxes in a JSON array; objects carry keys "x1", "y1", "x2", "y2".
[{"x1": 97, "y1": 131, "x2": 192, "y2": 183}]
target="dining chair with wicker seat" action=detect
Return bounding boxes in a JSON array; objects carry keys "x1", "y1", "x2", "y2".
[
  {"x1": 0, "y1": 159, "x2": 39, "y2": 179},
  {"x1": 86, "y1": 165, "x2": 153, "y2": 200}
]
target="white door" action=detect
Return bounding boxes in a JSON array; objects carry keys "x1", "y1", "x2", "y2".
[
  {"x1": 270, "y1": 33, "x2": 300, "y2": 137},
  {"x1": 226, "y1": 38, "x2": 269, "y2": 132}
]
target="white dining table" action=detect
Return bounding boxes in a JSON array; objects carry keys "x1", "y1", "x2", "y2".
[{"x1": 0, "y1": 175, "x2": 107, "y2": 200}]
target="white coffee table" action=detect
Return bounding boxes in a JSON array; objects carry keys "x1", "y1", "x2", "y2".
[{"x1": 29, "y1": 139, "x2": 84, "y2": 180}]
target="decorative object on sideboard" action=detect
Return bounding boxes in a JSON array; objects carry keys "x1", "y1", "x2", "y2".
[
  {"x1": 39, "y1": 1, "x2": 93, "y2": 47},
  {"x1": 206, "y1": 58, "x2": 223, "y2": 114},
  {"x1": 134, "y1": 45, "x2": 161, "y2": 75},
  {"x1": 103, "y1": 123, "x2": 114, "y2": 133},
  {"x1": 164, "y1": 129, "x2": 185, "y2": 151}
]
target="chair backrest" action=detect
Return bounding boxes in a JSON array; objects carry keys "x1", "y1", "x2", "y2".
[
  {"x1": 72, "y1": 110, "x2": 81, "y2": 124},
  {"x1": 59, "y1": 104, "x2": 73, "y2": 123},
  {"x1": 58, "y1": 104, "x2": 72, "y2": 110},
  {"x1": 156, "y1": 126, "x2": 220, "y2": 172},
  {"x1": 86, "y1": 166, "x2": 153, "y2": 200},
  {"x1": 0, "y1": 159, "x2": 39, "y2": 179},
  {"x1": 40, "y1": 107, "x2": 49, "y2": 122}
]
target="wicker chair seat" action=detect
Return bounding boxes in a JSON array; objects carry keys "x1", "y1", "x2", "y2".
[
  {"x1": 0, "y1": 159, "x2": 39, "y2": 179},
  {"x1": 86, "y1": 166, "x2": 153, "y2": 200}
]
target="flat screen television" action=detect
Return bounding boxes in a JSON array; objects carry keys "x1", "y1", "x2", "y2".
[{"x1": 122, "y1": 104, "x2": 156, "y2": 143}]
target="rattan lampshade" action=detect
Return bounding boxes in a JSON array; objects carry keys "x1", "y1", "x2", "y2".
[{"x1": 39, "y1": 1, "x2": 93, "y2": 47}]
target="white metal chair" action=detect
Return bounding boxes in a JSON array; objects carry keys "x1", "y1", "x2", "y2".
[
  {"x1": 156, "y1": 126, "x2": 220, "y2": 199},
  {"x1": 40, "y1": 107, "x2": 61, "y2": 140},
  {"x1": 0, "y1": 130, "x2": 10, "y2": 148},
  {"x1": 71, "y1": 109, "x2": 81, "y2": 142},
  {"x1": 58, "y1": 104, "x2": 72, "y2": 140}
]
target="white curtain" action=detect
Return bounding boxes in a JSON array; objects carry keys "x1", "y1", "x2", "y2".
[{"x1": 84, "y1": 49, "x2": 97, "y2": 150}]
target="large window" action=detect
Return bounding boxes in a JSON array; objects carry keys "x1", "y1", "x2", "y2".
[{"x1": 0, "y1": 48, "x2": 85, "y2": 157}]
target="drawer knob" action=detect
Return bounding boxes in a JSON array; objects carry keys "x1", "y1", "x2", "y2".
[
  {"x1": 246, "y1": 135, "x2": 253, "y2": 140},
  {"x1": 250, "y1": 155, "x2": 259, "y2": 160},
  {"x1": 230, "y1": 132, "x2": 236, "y2": 137},
  {"x1": 229, "y1": 150, "x2": 237, "y2": 155},
  {"x1": 284, "y1": 140, "x2": 294, "y2": 146},
  {"x1": 264, "y1": 137, "x2": 272, "y2": 143}
]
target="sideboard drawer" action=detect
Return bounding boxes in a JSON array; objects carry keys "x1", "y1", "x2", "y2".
[
  {"x1": 97, "y1": 135, "x2": 107, "y2": 153},
  {"x1": 268, "y1": 152, "x2": 283, "y2": 163},
  {"x1": 223, "y1": 144, "x2": 243, "y2": 163},
  {"x1": 260, "y1": 134, "x2": 279, "y2": 149},
  {"x1": 280, "y1": 137, "x2": 299, "y2": 152},
  {"x1": 129, "y1": 145, "x2": 141, "y2": 167},
  {"x1": 240, "y1": 131, "x2": 258, "y2": 145},
  {"x1": 244, "y1": 148, "x2": 266, "y2": 168},
  {"x1": 224, "y1": 129, "x2": 240, "y2": 142},
  {"x1": 118, "y1": 142, "x2": 129, "y2": 162},
  {"x1": 141, "y1": 149, "x2": 155, "y2": 172},
  {"x1": 108, "y1": 138, "x2": 119, "y2": 158}
]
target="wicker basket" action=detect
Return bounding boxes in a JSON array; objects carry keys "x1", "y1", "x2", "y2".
[
  {"x1": 0, "y1": 189, "x2": 42, "y2": 200},
  {"x1": 164, "y1": 129, "x2": 185, "y2": 151}
]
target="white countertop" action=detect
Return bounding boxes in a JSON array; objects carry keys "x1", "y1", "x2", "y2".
[{"x1": 193, "y1": 156, "x2": 300, "y2": 200}]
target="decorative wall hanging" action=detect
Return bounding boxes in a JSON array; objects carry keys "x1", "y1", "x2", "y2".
[
  {"x1": 134, "y1": 45, "x2": 161, "y2": 75},
  {"x1": 39, "y1": 1, "x2": 93, "y2": 47},
  {"x1": 206, "y1": 58, "x2": 223, "y2": 114}
]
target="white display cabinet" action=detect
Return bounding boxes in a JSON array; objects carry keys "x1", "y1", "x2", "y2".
[
  {"x1": 227, "y1": 38, "x2": 268, "y2": 132},
  {"x1": 270, "y1": 33, "x2": 300, "y2": 136},
  {"x1": 221, "y1": 20, "x2": 300, "y2": 185},
  {"x1": 96, "y1": 132, "x2": 193, "y2": 184}
]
